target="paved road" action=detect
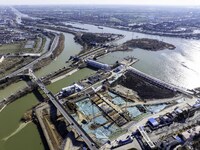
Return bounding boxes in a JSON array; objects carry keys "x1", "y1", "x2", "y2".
[
  {"x1": 29, "y1": 70, "x2": 98, "y2": 150},
  {"x1": 0, "y1": 35, "x2": 59, "y2": 81},
  {"x1": 79, "y1": 47, "x2": 105, "y2": 59},
  {"x1": 102, "y1": 96, "x2": 197, "y2": 149},
  {"x1": 0, "y1": 53, "x2": 41, "y2": 58}
]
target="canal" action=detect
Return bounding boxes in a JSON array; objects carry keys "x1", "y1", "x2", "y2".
[{"x1": 0, "y1": 21, "x2": 200, "y2": 149}]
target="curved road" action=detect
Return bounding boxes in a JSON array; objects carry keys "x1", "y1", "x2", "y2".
[{"x1": 0, "y1": 34, "x2": 59, "y2": 81}]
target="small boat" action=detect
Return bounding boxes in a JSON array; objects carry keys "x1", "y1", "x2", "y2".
[{"x1": 98, "y1": 26, "x2": 103, "y2": 29}]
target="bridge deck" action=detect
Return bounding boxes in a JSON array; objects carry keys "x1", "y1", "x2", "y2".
[
  {"x1": 137, "y1": 126, "x2": 155, "y2": 149},
  {"x1": 29, "y1": 69, "x2": 98, "y2": 150}
]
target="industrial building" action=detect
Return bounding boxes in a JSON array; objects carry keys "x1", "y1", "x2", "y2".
[
  {"x1": 59, "y1": 84, "x2": 83, "y2": 97},
  {"x1": 86, "y1": 59, "x2": 110, "y2": 70},
  {"x1": 113, "y1": 65, "x2": 124, "y2": 73},
  {"x1": 148, "y1": 118, "x2": 159, "y2": 128},
  {"x1": 180, "y1": 125, "x2": 200, "y2": 141}
]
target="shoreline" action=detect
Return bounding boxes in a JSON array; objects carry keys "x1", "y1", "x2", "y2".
[
  {"x1": 0, "y1": 104, "x2": 6, "y2": 113},
  {"x1": 50, "y1": 68, "x2": 79, "y2": 83}
]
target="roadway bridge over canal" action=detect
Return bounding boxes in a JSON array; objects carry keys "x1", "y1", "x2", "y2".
[{"x1": 27, "y1": 69, "x2": 98, "y2": 150}]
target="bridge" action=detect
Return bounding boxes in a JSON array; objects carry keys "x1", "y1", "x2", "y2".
[
  {"x1": 0, "y1": 53, "x2": 41, "y2": 58},
  {"x1": 127, "y1": 66, "x2": 191, "y2": 96},
  {"x1": 137, "y1": 126, "x2": 155, "y2": 149},
  {"x1": 0, "y1": 34, "x2": 59, "y2": 82},
  {"x1": 28, "y1": 69, "x2": 98, "y2": 150},
  {"x1": 69, "y1": 47, "x2": 108, "y2": 61}
]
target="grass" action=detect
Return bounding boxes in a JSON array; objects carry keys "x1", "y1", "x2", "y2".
[
  {"x1": 109, "y1": 128, "x2": 127, "y2": 140},
  {"x1": 132, "y1": 113, "x2": 150, "y2": 122},
  {"x1": 0, "y1": 40, "x2": 42, "y2": 54},
  {"x1": 39, "y1": 37, "x2": 47, "y2": 53},
  {"x1": 0, "y1": 43, "x2": 23, "y2": 54}
]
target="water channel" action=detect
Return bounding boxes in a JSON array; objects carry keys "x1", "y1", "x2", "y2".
[{"x1": 0, "y1": 20, "x2": 200, "y2": 149}]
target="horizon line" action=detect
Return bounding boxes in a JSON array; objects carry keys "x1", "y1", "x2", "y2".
[{"x1": 1, "y1": 3, "x2": 200, "y2": 7}]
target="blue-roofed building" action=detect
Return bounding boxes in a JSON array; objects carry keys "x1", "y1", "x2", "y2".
[
  {"x1": 174, "y1": 136, "x2": 184, "y2": 144},
  {"x1": 175, "y1": 108, "x2": 183, "y2": 114},
  {"x1": 193, "y1": 103, "x2": 200, "y2": 109},
  {"x1": 86, "y1": 59, "x2": 110, "y2": 70},
  {"x1": 113, "y1": 65, "x2": 124, "y2": 73},
  {"x1": 148, "y1": 118, "x2": 159, "y2": 127}
]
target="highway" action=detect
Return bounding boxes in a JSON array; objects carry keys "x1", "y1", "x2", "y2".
[
  {"x1": 28, "y1": 69, "x2": 98, "y2": 150},
  {"x1": 0, "y1": 34, "x2": 59, "y2": 81},
  {"x1": 0, "y1": 53, "x2": 41, "y2": 58}
]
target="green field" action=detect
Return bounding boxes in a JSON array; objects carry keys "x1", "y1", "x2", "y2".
[{"x1": 0, "y1": 43, "x2": 23, "y2": 54}]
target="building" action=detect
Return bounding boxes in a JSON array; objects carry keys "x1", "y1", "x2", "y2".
[
  {"x1": 181, "y1": 126, "x2": 200, "y2": 141},
  {"x1": 86, "y1": 59, "x2": 110, "y2": 70},
  {"x1": 159, "y1": 136, "x2": 182, "y2": 150},
  {"x1": 59, "y1": 84, "x2": 83, "y2": 97},
  {"x1": 88, "y1": 74, "x2": 101, "y2": 84},
  {"x1": 113, "y1": 65, "x2": 124, "y2": 73},
  {"x1": 160, "y1": 115, "x2": 173, "y2": 124},
  {"x1": 148, "y1": 118, "x2": 159, "y2": 128}
]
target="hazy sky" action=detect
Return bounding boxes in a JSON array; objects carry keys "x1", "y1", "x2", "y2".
[{"x1": 0, "y1": 0, "x2": 200, "y2": 6}]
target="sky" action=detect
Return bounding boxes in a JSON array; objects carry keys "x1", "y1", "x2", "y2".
[{"x1": 0, "y1": 0, "x2": 200, "y2": 6}]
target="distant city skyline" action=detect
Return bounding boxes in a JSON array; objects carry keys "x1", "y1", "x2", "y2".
[{"x1": 0, "y1": 0, "x2": 200, "y2": 6}]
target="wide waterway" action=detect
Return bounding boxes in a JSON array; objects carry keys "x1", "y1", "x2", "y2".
[
  {"x1": 0, "y1": 21, "x2": 200, "y2": 149},
  {"x1": 66, "y1": 22, "x2": 200, "y2": 89},
  {"x1": 0, "y1": 31, "x2": 94, "y2": 149}
]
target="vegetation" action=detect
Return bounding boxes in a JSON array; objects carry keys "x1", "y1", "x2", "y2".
[
  {"x1": 109, "y1": 129, "x2": 127, "y2": 140},
  {"x1": 0, "y1": 43, "x2": 23, "y2": 54},
  {"x1": 33, "y1": 34, "x2": 65, "y2": 71},
  {"x1": 74, "y1": 33, "x2": 110, "y2": 49},
  {"x1": 125, "y1": 38, "x2": 176, "y2": 51}
]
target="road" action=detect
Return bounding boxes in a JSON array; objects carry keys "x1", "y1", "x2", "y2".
[
  {"x1": 102, "y1": 96, "x2": 197, "y2": 149},
  {"x1": 79, "y1": 47, "x2": 106, "y2": 59},
  {"x1": 0, "y1": 53, "x2": 41, "y2": 58},
  {"x1": 0, "y1": 34, "x2": 59, "y2": 81},
  {"x1": 28, "y1": 70, "x2": 98, "y2": 150}
]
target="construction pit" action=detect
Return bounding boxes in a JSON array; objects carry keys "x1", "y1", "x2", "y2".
[
  {"x1": 62, "y1": 86, "x2": 180, "y2": 147},
  {"x1": 57, "y1": 67, "x2": 185, "y2": 147}
]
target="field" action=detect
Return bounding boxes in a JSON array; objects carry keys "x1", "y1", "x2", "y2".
[{"x1": 0, "y1": 43, "x2": 23, "y2": 54}]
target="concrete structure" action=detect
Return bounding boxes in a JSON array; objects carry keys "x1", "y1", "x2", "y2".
[
  {"x1": 127, "y1": 66, "x2": 191, "y2": 96},
  {"x1": 0, "y1": 56, "x2": 4, "y2": 63},
  {"x1": 181, "y1": 125, "x2": 200, "y2": 141},
  {"x1": 28, "y1": 69, "x2": 98, "y2": 150},
  {"x1": 86, "y1": 59, "x2": 110, "y2": 70},
  {"x1": 137, "y1": 126, "x2": 156, "y2": 149},
  {"x1": 0, "y1": 34, "x2": 59, "y2": 82},
  {"x1": 148, "y1": 118, "x2": 159, "y2": 127},
  {"x1": 59, "y1": 84, "x2": 83, "y2": 97}
]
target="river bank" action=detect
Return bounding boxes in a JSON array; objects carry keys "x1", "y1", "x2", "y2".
[
  {"x1": 124, "y1": 38, "x2": 176, "y2": 51},
  {"x1": 1, "y1": 20, "x2": 200, "y2": 150},
  {"x1": 0, "y1": 33, "x2": 64, "y2": 91},
  {"x1": 33, "y1": 33, "x2": 65, "y2": 71}
]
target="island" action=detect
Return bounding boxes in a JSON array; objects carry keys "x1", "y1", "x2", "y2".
[{"x1": 124, "y1": 38, "x2": 176, "y2": 51}]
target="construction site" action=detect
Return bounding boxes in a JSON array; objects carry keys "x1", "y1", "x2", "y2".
[{"x1": 34, "y1": 61, "x2": 189, "y2": 149}]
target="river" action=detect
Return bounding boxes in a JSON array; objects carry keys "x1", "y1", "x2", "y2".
[
  {"x1": 0, "y1": 19, "x2": 200, "y2": 150},
  {"x1": 65, "y1": 22, "x2": 200, "y2": 89},
  {"x1": 0, "y1": 29, "x2": 94, "y2": 150}
]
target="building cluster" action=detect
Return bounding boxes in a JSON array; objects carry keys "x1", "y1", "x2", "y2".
[
  {"x1": 134, "y1": 99, "x2": 200, "y2": 150},
  {"x1": 58, "y1": 84, "x2": 83, "y2": 98},
  {"x1": 0, "y1": 28, "x2": 37, "y2": 45}
]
